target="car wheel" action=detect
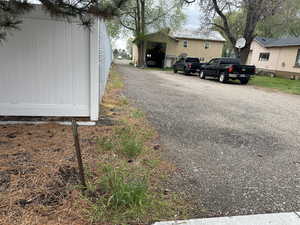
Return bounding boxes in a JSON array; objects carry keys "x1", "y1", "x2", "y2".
[
  {"x1": 199, "y1": 71, "x2": 206, "y2": 79},
  {"x1": 240, "y1": 77, "x2": 250, "y2": 85},
  {"x1": 219, "y1": 72, "x2": 228, "y2": 83}
]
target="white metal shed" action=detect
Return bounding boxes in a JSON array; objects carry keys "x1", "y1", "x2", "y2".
[{"x1": 0, "y1": 6, "x2": 112, "y2": 121}]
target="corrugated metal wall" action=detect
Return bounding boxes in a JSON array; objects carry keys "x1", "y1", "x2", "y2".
[{"x1": 99, "y1": 19, "x2": 113, "y2": 101}]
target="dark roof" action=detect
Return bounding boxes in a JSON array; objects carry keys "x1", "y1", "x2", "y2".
[{"x1": 255, "y1": 36, "x2": 300, "y2": 48}]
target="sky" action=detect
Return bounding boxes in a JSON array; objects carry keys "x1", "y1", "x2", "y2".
[{"x1": 113, "y1": 4, "x2": 201, "y2": 50}]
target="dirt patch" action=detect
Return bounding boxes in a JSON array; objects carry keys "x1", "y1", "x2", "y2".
[{"x1": 0, "y1": 122, "x2": 111, "y2": 225}]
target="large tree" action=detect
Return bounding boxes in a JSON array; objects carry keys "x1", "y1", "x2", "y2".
[
  {"x1": 118, "y1": 0, "x2": 185, "y2": 66},
  {"x1": 0, "y1": 0, "x2": 127, "y2": 41},
  {"x1": 191, "y1": 0, "x2": 285, "y2": 64},
  {"x1": 256, "y1": 0, "x2": 300, "y2": 38}
]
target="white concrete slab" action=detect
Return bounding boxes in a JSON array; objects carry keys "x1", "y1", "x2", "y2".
[{"x1": 154, "y1": 212, "x2": 300, "y2": 225}]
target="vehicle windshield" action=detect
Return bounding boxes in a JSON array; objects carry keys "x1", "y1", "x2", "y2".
[{"x1": 186, "y1": 58, "x2": 200, "y2": 63}]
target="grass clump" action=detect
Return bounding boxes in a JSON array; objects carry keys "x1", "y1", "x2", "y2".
[
  {"x1": 97, "y1": 136, "x2": 114, "y2": 152},
  {"x1": 97, "y1": 127, "x2": 143, "y2": 159},
  {"x1": 88, "y1": 166, "x2": 152, "y2": 223},
  {"x1": 131, "y1": 109, "x2": 145, "y2": 118},
  {"x1": 119, "y1": 96, "x2": 129, "y2": 105},
  {"x1": 120, "y1": 136, "x2": 143, "y2": 159},
  {"x1": 250, "y1": 75, "x2": 300, "y2": 95},
  {"x1": 116, "y1": 127, "x2": 143, "y2": 159},
  {"x1": 108, "y1": 69, "x2": 124, "y2": 90}
]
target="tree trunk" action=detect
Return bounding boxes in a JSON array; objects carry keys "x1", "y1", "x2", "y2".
[
  {"x1": 137, "y1": 42, "x2": 145, "y2": 67},
  {"x1": 136, "y1": 0, "x2": 145, "y2": 67},
  {"x1": 239, "y1": 47, "x2": 251, "y2": 64}
]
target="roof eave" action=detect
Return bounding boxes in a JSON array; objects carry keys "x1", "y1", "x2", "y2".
[
  {"x1": 174, "y1": 36, "x2": 226, "y2": 42},
  {"x1": 265, "y1": 44, "x2": 300, "y2": 48}
]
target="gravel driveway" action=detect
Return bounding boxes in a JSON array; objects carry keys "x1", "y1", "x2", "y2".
[{"x1": 118, "y1": 64, "x2": 300, "y2": 217}]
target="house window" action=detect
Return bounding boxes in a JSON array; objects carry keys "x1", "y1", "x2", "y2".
[
  {"x1": 259, "y1": 53, "x2": 270, "y2": 61},
  {"x1": 183, "y1": 40, "x2": 188, "y2": 48},
  {"x1": 295, "y1": 49, "x2": 300, "y2": 67},
  {"x1": 204, "y1": 41, "x2": 210, "y2": 49}
]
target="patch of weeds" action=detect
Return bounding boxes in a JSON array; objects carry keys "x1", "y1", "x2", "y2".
[
  {"x1": 108, "y1": 71, "x2": 124, "y2": 89},
  {"x1": 130, "y1": 109, "x2": 144, "y2": 119},
  {"x1": 116, "y1": 127, "x2": 143, "y2": 159},
  {"x1": 120, "y1": 136, "x2": 143, "y2": 159},
  {"x1": 97, "y1": 136, "x2": 114, "y2": 152},
  {"x1": 143, "y1": 159, "x2": 160, "y2": 169},
  {"x1": 119, "y1": 96, "x2": 129, "y2": 106},
  {"x1": 88, "y1": 166, "x2": 152, "y2": 223}
]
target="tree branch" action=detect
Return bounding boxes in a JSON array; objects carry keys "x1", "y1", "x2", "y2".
[{"x1": 119, "y1": 19, "x2": 135, "y2": 31}]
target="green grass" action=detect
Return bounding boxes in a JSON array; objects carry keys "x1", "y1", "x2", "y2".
[
  {"x1": 116, "y1": 127, "x2": 143, "y2": 159},
  {"x1": 108, "y1": 70, "x2": 124, "y2": 89},
  {"x1": 119, "y1": 96, "x2": 129, "y2": 105},
  {"x1": 97, "y1": 136, "x2": 114, "y2": 152},
  {"x1": 250, "y1": 76, "x2": 300, "y2": 95},
  {"x1": 97, "y1": 126, "x2": 143, "y2": 159},
  {"x1": 130, "y1": 109, "x2": 145, "y2": 119},
  {"x1": 87, "y1": 166, "x2": 152, "y2": 223}
]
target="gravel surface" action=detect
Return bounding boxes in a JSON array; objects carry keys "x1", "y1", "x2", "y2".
[{"x1": 118, "y1": 64, "x2": 300, "y2": 218}]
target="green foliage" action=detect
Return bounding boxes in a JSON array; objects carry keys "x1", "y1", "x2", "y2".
[
  {"x1": 256, "y1": 0, "x2": 300, "y2": 38},
  {"x1": 97, "y1": 126, "x2": 143, "y2": 159},
  {"x1": 1, "y1": 0, "x2": 127, "y2": 41},
  {"x1": 120, "y1": 136, "x2": 143, "y2": 158},
  {"x1": 119, "y1": 0, "x2": 186, "y2": 37},
  {"x1": 119, "y1": 96, "x2": 129, "y2": 105},
  {"x1": 250, "y1": 76, "x2": 300, "y2": 95},
  {"x1": 108, "y1": 70, "x2": 124, "y2": 89},
  {"x1": 100, "y1": 166, "x2": 149, "y2": 209},
  {"x1": 130, "y1": 109, "x2": 144, "y2": 118},
  {"x1": 116, "y1": 127, "x2": 143, "y2": 158},
  {"x1": 88, "y1": 166, "x2": 152, "y2": 223},
  {"x1": 97, "y1": 136, "x2": 114, "y2": 152}
]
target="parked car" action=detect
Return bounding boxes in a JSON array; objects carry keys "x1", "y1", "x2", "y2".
[
  {"x1": 173, "y1": 57, "x2": 205, "y2": 75},
  {"x1": 199, "y1": 58, "x2": 256, "y2": 84}
]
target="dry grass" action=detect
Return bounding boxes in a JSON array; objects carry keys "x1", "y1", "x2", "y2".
[{"x1": 0, "y1": 65, "x2": 189, "y2": 225}]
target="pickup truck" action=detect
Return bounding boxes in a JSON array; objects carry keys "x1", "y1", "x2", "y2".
[
  {"x1": 199, "y1": 58, "x2": 256, "y2": 84},
  {"x1": 173, "y1": 57, "x2": 205, "y2": 75}
]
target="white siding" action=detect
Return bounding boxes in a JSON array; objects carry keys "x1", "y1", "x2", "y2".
[
  {"x1": 0, "y1": 8, "x2": 112, "y2": 119},
  {"x1": 0, "y1": 16, "x2": 90, "y2": 117},
  {"x1": 99, "y1": 19, "x2": 112, "y2": 100}
]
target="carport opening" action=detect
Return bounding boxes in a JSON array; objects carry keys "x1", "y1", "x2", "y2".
[{"x1": 145, "y1": 42, "x2": 166, "y2": 68}]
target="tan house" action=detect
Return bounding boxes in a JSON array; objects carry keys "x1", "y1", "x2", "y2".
[
  {"x1": 132, "y1": 29, "x2": 225, "y2": 68},
  {"x1": 247, "y1": 37, "x2": 300, "y2": 78}
]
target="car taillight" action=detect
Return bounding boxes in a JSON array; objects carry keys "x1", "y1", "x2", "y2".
[{"x1": 228, "y1": 66, "x2": 234, "y2": 73}]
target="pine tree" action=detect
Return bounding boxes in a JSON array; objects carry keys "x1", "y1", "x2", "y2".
[{"x1": 0, "y1": 0, "x2": 127, "y2": 40}]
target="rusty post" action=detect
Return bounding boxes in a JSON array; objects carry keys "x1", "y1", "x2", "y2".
[{"x1": 72, "y1": 119, "x2": 87, "y2": 190}]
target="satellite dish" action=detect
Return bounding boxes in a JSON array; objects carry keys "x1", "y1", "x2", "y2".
[{"x1": 235, "y1": 38, "x2": 246, "y2": 49}]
